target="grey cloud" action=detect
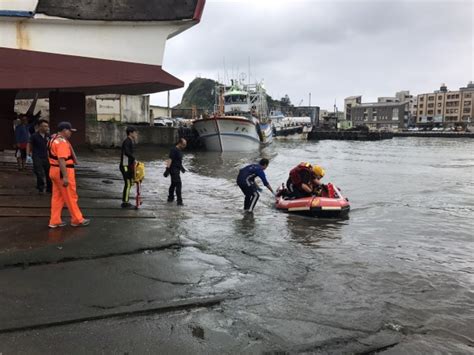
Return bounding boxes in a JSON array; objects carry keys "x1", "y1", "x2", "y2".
[{"x1": 152, "y1": 0, "x2": 473, "y2": 109}]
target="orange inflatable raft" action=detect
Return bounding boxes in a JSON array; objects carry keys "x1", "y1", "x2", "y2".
[{"x1": 275, "y1": 183, "x2": 350, "y2": 218}]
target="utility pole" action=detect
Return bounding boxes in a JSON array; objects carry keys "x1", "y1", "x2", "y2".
[
  {"x1": 309, "y1": 92, "x2": 311, "y2": 107},
  {"x1": 167, "y1": 90, "x2": 171, "y2": 118}
]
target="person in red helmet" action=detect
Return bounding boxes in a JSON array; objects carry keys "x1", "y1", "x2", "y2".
[{"x1": 286, "y1": 162, "x2": 325, "y2": 198}]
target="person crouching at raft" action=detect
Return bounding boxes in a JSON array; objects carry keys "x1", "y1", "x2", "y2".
[
  {"x1": 286, "y1": 162, "x2": 325, "y2": 198},
  {"x1": 310, "y1": 165, "x2": 326, "y2": 195},
  {"x1": 236, "y1": 158, "x2": 274, "y2": 212},
  {"x1": 48, "y1": 122, "x2": 89, "y2": 228},
  {"x1": 120, "y1": 126, "x2": 138, "y2": 208}
]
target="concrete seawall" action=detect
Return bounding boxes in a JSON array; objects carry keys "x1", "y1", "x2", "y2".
[
  {"x1": 394, "y1": 131, "x2": 474, "y2": 138},
  {"x1": 308, "y1": 130, "x2": 393, "y2": 141},
  {"x1": 86, "y1": 121, "x2": 179, "y2": 147}
]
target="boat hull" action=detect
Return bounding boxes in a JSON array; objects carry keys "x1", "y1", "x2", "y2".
[
  {"x1": 273, "y1": 126, "x2": 310, "y2": 140},
  {"x1": 258, "y1": 122, "x2": 273, "y2": 145},
  {"x1": 272, "y1": 116, "x2": 312, "y2": 140},
  {"x1": 275, "y1": 185, "x2": 350, "y2": 218},
  {"x1": 194, "y1": 117, "x2": 261, "y2": 152}
]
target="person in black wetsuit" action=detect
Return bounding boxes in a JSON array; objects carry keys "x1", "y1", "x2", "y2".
[
  {"x1": 164, "y1": 138, "x2": 187, "y2": 206},
  {"x1": 120, "y1": 127, "x2": 138, "y2": 208}
]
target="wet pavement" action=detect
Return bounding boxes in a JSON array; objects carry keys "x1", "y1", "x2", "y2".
[{"x1": 0, "y1": 138, "x2": 473, "y2": 354}]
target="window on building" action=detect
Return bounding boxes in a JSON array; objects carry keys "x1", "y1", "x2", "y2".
[
  {"x1": 465, "y1": 93, "x2": 472, "y2": 98},
  {"x1": 428, "y1": 103, "x2": 434, "y2": 108},
  {"x1": 463, "y1": 108, "x2": 471, "y2": 113},
  {"x1": 438, "y1": 103, "x2": 442, "y2": 107},
  {"x1": 437, "y1": 110, "x2": 442, "y2": 114},
  {"x1": 464, "y1": 100, "x2": 471, "y2": 106},
  {"x1": 428, "y1": 96, "x2": 435, "y2": 101},
  {"x1": 419, "y1": 104, "x2": 424, "y2": 108},
  {"x1": 438, "y1": 96, "x2": 442, "y2": 100},
  {"x1": 427, "y1": 110, "x2": 434, "y2": 114},
  {"x1": 392, "y1": 108, "x2": 399, "y2": 120}
]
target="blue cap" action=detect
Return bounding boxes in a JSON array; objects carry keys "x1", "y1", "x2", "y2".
[{"x1": 57, "y1": 121, "x2": 77, "y2": 132}]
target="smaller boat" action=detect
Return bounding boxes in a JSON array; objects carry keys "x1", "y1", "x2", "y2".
[
  {"x1": 275, "y1": 183, "x2": 350, "y2": 218},
  {"x1": 270, "y1": 112, "x2": 312, "y2": 140}
]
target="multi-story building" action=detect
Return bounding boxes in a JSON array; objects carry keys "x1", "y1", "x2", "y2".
[
  {"x1": 344, "y1": 96, "x2": 362, "y2": 122},
  {"x1": 377, "y1": 97, "x2": 398, "y2": 103},
  {"x1": 351, "y1": 101, "x2": 407, "y2": 130},
  {"x1": 416, "y1": 82, "x2": 474, "y2": 127},
  {"x1": 376, "y1": 91, "x2": 416, "y2": 127},
  {"x1": 395, "y1": 91, "x2": 416, "y2": 127}
]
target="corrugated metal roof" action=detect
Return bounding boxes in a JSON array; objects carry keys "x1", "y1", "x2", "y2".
[
  {"x1": 0, "y1": 10, "x2": 34, "y2": 17},
  {"x1": 36, "y1": 0, "x2": 205, "y2": 22}
]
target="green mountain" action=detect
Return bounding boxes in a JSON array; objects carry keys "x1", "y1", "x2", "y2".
[
  {"x1": 176, "y1": 77, "x2": 293, "y2": 112},
  {"x1": 176, "y1": 78, "x2": 216, "y2": 110}
]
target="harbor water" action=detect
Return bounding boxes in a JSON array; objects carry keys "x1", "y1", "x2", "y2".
[{"x1": 82, "y1": 137, "x2": 473, "y2": 352}]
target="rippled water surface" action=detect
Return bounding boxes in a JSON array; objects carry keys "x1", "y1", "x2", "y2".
[{"x1": 85, "y1": 137, "x2": 473, "y2": 352}]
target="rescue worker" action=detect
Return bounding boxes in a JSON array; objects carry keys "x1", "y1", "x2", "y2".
[
  {"x1": 311, "y1": 165, "x2": 326, "y2": 195},
  {"x1": 236, "y1": 158, "x2": 274, "y2": 212},
  {"x1": 120, "y1": 126, "x2": 138, "y2": 208},
  {"x1": 164, "y1": 138, "x2": 187, "y2": 206},
  {"x1": 287, "y1": 162, "x2": 325, "y2": 198},
  {"x1": 48, "y1": 122, "x2": 89, "y2": 228}
]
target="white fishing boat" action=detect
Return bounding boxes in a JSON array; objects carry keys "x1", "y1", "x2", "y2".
[{"x1": 193, "y1": 80, "x2": 273, "y2": 151}]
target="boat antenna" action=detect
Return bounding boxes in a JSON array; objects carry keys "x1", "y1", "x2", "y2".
[
  {"x1": 248, "y1": 56, "x2": 251, "y2": 86},
  {"x1": 223, "y1": 57, "x2": 227, "y2": 85}
]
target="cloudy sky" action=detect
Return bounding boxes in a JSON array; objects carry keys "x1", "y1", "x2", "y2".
[{"x1": 151, "y1": 0, "x2": 473, "y2": 110}]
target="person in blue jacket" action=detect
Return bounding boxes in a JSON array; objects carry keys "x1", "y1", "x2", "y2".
[{"x1": 236, "y1": 158, "x2": 274, "y2": 212}]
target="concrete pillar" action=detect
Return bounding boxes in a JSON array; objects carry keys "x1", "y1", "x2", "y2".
[
  {"x1": 0, "y1": 90, "x2": 18, "y2": 150},
  {"x1": 49, "y1": 92, "x2": 86, "y2": 146}
]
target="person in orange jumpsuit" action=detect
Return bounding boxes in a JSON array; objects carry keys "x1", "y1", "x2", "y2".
[{"x1": 48, "y1": 122, "x2": 90, "y2": 228}]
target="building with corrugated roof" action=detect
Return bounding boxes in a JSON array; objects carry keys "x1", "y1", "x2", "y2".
[{"x1": 0, "y1": 0, "x2": 206, "y2": 148}]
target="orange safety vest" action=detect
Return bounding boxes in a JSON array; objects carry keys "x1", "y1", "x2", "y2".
[{"x1": 47, "y1": 134, "x2": 75, "y2": 168}]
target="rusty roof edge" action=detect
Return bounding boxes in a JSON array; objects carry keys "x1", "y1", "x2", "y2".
[{"x1": 0, "y1": 10, "x2": 35, "y2": 18}]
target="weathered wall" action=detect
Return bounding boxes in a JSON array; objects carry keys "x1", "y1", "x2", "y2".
[
  {"x1": 86, "y1": 121, "x2": 178, "y2": 147},
  {"x1": 86, "y1": 95, "x2": 150, "y2": 124}
]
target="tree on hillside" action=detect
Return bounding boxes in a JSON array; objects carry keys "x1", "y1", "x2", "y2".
[
  {"x1": 280, "y1": 94, "x2": 292, "y2": 107},
  {"x1": 177, "y1": 78, "x2": 217, "y2": 110}
]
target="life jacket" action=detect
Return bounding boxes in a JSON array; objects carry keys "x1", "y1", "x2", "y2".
[
  {"x1": 47, "y1": 134, "x2": 75, "y2": 168},
  {"x1": 134, "y1": 161, "x2": 145, "y2": 182},
  {"x1": 289, "y1": 162, "x2": 313, "y2": 187},
  {"x1": 326, "y1": 183, "x2": 336, "y2": 199}
]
